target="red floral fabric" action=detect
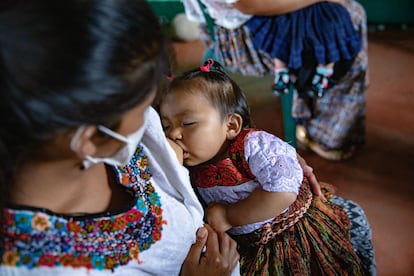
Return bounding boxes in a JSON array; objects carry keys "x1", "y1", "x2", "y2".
[{"x1": 190, "y1": 129, "x2": 257, "y2": 188}]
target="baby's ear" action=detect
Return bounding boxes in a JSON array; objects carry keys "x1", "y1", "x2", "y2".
[{"x1": 226, "y1": 114, "x2": 243, "y2": 140}]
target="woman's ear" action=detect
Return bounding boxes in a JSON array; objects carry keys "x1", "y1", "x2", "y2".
[
  {"x1": 226, "y1": 113, "x2": 243, "y2": 140},
  {"x1": 70, "y1": 126, "x2": 98, "y2": 159}
]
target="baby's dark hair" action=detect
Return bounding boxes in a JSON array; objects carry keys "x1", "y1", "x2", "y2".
[{"x1": 167, "y1": 59, "x2": 251, "y2": 128}]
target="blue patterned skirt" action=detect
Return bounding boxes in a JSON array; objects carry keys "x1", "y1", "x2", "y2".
[{"x1": 245, "y1": 2, "x2": 361, "y2": 69}]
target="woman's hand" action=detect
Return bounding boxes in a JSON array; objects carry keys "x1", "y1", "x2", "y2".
[
  {"x1": 297, "y1": 154, "x2": 327, "y2": 201},
  {"x1": 180, "y1": 224, "x2": 239, "y2": 276}
]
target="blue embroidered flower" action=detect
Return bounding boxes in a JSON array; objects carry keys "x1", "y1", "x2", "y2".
[
  {"x1": 18, "y1": 253, "x2": 37, "y2": 269},
  {"x1": 14, "y1": 213, "x2": 33, "y2": 232},
  {"x1": 148, "y1": 193, "x2": 161, "y2": 205},
  {"x1": 136, "y1": 198, "x2": 148, "y2": 213},
  {"x1": 91, "y1": 255, "x2": 106, "y2": 270},
  {"x1": 53, "y1": 219, "x2": 67, "y2": 233}
]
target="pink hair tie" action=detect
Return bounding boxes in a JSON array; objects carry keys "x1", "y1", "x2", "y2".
[
  {"x1": 166, "y1": 75, "x2": 174, "y2": 81},
  {"x1": 199, "y1": 58, "x2": 214, "y2": 72}
]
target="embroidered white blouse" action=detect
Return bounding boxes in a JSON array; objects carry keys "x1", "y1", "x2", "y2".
[{"x1": 0, "y1": 107, "x2": 207, "y2": 275}]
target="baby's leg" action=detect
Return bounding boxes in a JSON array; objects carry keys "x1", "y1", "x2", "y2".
[
  {"x1": 272, "y1": 58, "x2": 290, "y2": 95},
  {"x1": 311, "y1": 63, "x2": 334, "y2": 98}
]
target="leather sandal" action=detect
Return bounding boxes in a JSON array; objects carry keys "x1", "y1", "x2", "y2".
[{"x1": 296, "y1": 125, "x2": 356, "y2": 161}]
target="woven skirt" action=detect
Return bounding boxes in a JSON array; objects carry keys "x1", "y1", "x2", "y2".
[
  {"x1": 244, "y1": 2, "x2": 361, "y2": 69},
  {"x1": 231, "y1": 180, "x2": 366, "y2": 275}
]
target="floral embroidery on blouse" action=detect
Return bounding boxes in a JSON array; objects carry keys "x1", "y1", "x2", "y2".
[
  {"x1": 0, "y1": 145, "x2": 166, "y2": 271},
  {"x1": 190, "y1": 158, "x2": 250, "y2": 188},
  {"x1": 189, "y1": 129, "x2": 256, "y2": 188}
]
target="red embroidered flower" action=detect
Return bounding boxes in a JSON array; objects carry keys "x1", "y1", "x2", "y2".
[
  {"x1": 120, "y1": 174, "x2": 130, "y2": 185},
  {"x1": 152, "y1": 205, "x2": 162, "y2": 216},
  {"x1": 75, "y1": 255, "x2": 92, "y2": 269},
  {"x1": 152, "y1": 229, "x2": 162, "y2": 241},
  {"x1": 113, "y1": 216, "x2": 127, "y2": 231},
  {"x1": 67, "y1": 221, "x2": 81, "y2": 234},
  {"x1": 191, "y1": 165, "x2": 218, "y2": 188},
  {"x1": 125, "y1": 209, "x2": 141, "y2": 222},
  {"x1": 217, "y1": 159, "x2": 244, "y2": 186},
  {"x1": 60, "y1": 254, "x2": 76, "y2": 267},
  {"x1": 1, "y1": 210, "x2": 14, "y2": 226},
  {"x1": 191, "y1": 159, "x2": 248, "y2": 188},
  {"x1": 154, "y1": 216, "x2": 166, "y2": 228},
  {"x1": 38, "y1": 254, "x2": 58, "y2": 267}
]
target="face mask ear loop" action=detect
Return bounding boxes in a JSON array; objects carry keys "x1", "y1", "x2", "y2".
[
  {"x1": 70, "y1": 126, "x2": 87, "y2": 152},
  {"x1": 69, "y1": 126, "x2": 90, "y2": 170},
  {"x1": 97, "y1": 125, "x2": 129, "y2": 143}
]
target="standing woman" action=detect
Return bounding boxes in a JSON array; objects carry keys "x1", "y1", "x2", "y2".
[
  {"x1": 0, "y1": 0, "x2": 239, "y2": 275},
  {"x1": 183, "y1": 0, "x2": 368, "y2": 161}
]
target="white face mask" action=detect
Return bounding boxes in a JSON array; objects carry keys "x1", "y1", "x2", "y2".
[{"x1": 70, "y1": 110, "x2": 147, "y2": 169}]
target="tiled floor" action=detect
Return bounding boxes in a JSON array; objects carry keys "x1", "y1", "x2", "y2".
[{"x1": 172, "y1": 27, "x2": 414, "y2": 276}]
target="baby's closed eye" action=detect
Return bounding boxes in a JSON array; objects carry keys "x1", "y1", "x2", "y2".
[{"x1": 183, "y1": 121, "x2": 196, "y2": 127}]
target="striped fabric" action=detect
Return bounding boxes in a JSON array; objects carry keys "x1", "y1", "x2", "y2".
[
  {"x1": 231, "y1": 180, "x2": 365, "y2": 275},
  {"x1": 245, "y1": 2, "x2": 361, "y2": 69}
]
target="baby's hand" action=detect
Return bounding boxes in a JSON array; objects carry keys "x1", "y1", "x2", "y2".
[
  {"x1": 167, "y1": 138, "x2": 183, "y2": 164},
  {"x1": 206, "y1": 203, "x2": 232, "y2": 232}
]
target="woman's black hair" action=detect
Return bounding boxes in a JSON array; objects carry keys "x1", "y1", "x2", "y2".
[
  {"x1": 0, "y1": 0, "x2": 171, "y2": 206},
  {"x1": 166, "y1": 59, "x2": 252, "y2": 128}
]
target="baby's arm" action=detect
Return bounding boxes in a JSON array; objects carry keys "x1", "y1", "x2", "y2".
[
  {"x1": 206, "y1": 189, "x2": 296, "y2": 232},
  {"x1": 206, "y1": 131, "x2": 302, "y2": 232},
  {"x1": 205, "y1": 203, "x2": 232, "y2": 233}
]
